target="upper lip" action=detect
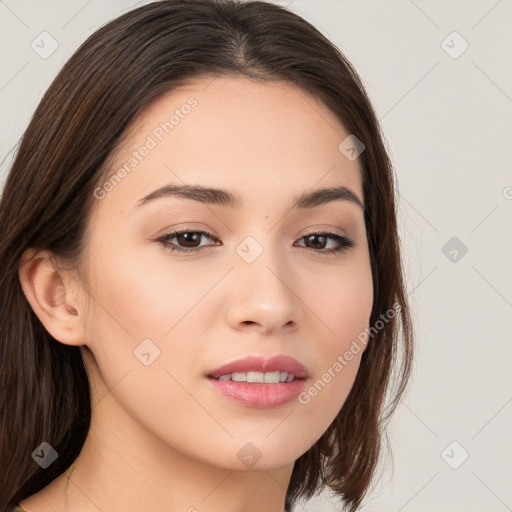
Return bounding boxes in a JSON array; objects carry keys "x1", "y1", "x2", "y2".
[{"x1": 207, "y1": 355, "x2": 309, "y2": 380}]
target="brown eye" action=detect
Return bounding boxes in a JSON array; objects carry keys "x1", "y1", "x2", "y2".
[
  {"x1": 295, "y1": 232, "x2": 355, "y2": 255},
  {"x1": 174, "y1": 231, "x2": 203, "y2": 248},
  {"x1": 156, "y1": 229, "x2": 354, "y2": 256},
  {"x1": 157, "y1": 229, "x2": 219, "y2": 253}
]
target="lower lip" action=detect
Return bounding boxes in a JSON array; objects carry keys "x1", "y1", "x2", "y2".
[{"x1": 206, "y1": 377, "x2": 307, "y2": 408}]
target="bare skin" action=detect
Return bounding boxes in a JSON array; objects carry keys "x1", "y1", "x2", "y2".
[{"x1": 18, "y1": 76, "x2": 373, "y2": 512}]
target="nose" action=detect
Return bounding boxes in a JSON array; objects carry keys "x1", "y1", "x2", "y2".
[{"x1": 225, "y1": 250, "x2": 300, "y2": 335}]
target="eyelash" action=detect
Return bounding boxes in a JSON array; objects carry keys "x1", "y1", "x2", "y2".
[{"x1": 156, "y1": 228, "x2": 355, "y2": 256}]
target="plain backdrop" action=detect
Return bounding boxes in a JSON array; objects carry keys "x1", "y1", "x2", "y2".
[{"x1": 1, "y1": 1, "x2": 511, "y2": 511}]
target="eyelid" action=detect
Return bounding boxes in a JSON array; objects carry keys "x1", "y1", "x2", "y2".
[{"x1": 155, "y1": 225, "x2": 355, "y2": 256}]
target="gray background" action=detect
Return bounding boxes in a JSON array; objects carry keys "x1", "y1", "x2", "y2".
[{"x1": 1, "y1": 1, "x2": 511, "y2": 511}]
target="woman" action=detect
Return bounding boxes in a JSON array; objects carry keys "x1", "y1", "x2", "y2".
[{"x1": 0, "y1": 1, "x2": 414, "y2": 511}]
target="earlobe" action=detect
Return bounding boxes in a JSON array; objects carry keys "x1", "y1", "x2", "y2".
[{"x1": 18, "y1": 248, "x2": 86, "y2": 346}]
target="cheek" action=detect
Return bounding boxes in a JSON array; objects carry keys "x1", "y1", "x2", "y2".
[
  {"x1": 84, "y1": 243, "x2": 194, "y2": 340},
  {"x1": 298, "y1": 260, "x2": 373, "y2": 422},
  {"x1": 81, "y1": 243, "x2": 211, "y2": 399},
  {"x1": 80, "y1": 259, "x2": 209, "y2": 451},
  {"x1": 304, "y1": 254, "x2": 373, "y2": 349}
]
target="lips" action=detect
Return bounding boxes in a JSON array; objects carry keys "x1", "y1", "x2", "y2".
[{"x1": 207, "y1": 354, "x2": 309, "y2": 380}]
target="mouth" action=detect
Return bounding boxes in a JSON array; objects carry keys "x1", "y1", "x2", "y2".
[
  {"x1": 204, "y1": 354, "x2": 309, "y2": 408},
  {"x1": 206, "y1": 354, "x2": 309, "y2": 381},
  {"x1": 207, "y1": 371, "x2": 303, "y2": 383},
  {"x1": 205, "y1": 373, "x2": 308, "y2": 409}
]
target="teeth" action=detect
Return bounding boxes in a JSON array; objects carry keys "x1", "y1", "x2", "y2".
[{"x1": 216, "y1": 371, "x2": 296, "y2": 383}]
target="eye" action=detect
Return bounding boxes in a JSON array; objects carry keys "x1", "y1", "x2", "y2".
[
  {"x1": 295, "y1": 230, "x2": 355, "y2": 255},
  {"x1": 156, "y1": 228, "x2": 355, "y2": 256},
  {"x1": 156, "y1": 229, "x2": 220, "y2": 253}
]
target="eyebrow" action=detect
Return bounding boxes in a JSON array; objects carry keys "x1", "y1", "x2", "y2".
[{"x1": 134, "y1": 183, "x2": 364, "y2": 211}]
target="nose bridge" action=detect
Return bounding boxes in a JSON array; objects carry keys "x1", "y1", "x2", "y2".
[
  {"x1": 226, "y1": 229, "x2": 299, "y2": 331},
  {"x1": 236, "y1": 230, "x2": 292, "y2": 297}
]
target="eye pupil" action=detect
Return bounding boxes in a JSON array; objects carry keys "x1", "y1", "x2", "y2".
[
  {"x1": 177, "y1": 232, "x2": 201, "y2": 247},
  {"x1": 306, "y1": 234, "x2": 325, "y2": 250}
]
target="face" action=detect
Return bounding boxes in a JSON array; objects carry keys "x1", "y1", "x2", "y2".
[{"x1": 77, "y1": 76, "x2": 373, "y2": 470}]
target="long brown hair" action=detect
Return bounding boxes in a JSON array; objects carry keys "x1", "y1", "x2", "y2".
[{"x1": 0, "y1": 1, "x2": 414, "y2": 510}]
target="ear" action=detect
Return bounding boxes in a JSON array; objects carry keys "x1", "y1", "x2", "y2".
[{"x1": 18, "y1": 248, "x2": 87, "y2": 346}]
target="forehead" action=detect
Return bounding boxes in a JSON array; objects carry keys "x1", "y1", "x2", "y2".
[{"x1": 93, "y1": 76, "x2": 363, "y2": 217}]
